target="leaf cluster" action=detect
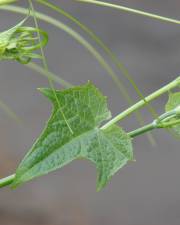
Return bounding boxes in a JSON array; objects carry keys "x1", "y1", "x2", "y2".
[{"x1": 0, "y1": 18, "x2": 48, "y2": 64}]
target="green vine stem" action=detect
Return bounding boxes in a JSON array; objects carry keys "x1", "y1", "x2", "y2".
[
  {"x1": 101, "y1": 76, "x2": 180, "y2": 130},
  {"x1": 128, "y1": 123, "x2": 156, "y2": 138},
  {"x1": 129, "y1": 119, "x2": 180, "y2": 138},
  {"x1": 129, "y1": 107, "x2": 180, "y2": 138},
  {"x1": 0, "y1": 174, "x2": 15, "y2": 188}
]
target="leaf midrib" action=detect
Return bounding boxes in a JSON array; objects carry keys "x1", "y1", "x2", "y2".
[{"x1": 15, "y1": 127, "x2": 100, "y2": 181}]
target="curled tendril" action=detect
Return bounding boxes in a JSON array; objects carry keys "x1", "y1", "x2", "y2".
[
  {"x1": 0, "y1": 18, "x2": 48, "y2": 64},
  {"x1": 155, "y1": 106, "x2": 180, "y2": 129}
]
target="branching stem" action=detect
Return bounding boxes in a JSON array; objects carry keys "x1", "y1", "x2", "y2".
[
  {"x1": 101, "y1": 76, "x2": 180, "y2": 130},
  {"x1": 128, "y1": 111, "x2": 180, "y2": 138}
]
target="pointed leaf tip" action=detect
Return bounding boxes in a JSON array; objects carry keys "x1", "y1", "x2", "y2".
[{"x1": 38, "y1": 88, "x2": 56, "y2": 101}]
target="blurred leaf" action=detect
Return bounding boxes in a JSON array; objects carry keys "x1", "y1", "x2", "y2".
[
  {"x1": 12, "y1": 82, "x2": 133, "y2": 191},
  {"x1": 0, "y1": 98, "x2": 21, "y2": 123},
  {"x1": 165, "y1": 92, "x2": 180, "y2": 137},
  {"x1": 0, "y1": 0, "x2": 17, "y2": 5}
]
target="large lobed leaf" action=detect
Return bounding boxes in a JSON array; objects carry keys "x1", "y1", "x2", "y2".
[
  {"x1": 12, "y1": 82, "x2": 133, "y2": 191},
  {"x1": 165, "y1": 92, "x2": 180, "y2": 137}
]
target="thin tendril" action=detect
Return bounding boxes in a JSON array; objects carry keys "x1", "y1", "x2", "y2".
[{"x1": 28, "y1": 0, "x2": 73, "y2": 134}]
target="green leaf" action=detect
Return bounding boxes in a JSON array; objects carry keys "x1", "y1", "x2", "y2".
[
  {"x1": 0, "y1": 19, "x2": 25, "y2": 56},
  {"x1": 165, "y1": 92, "x2": 180, "y2": 137},
  {"x1": 12, "y1": 83, "x2": 133, "y2": 191}
]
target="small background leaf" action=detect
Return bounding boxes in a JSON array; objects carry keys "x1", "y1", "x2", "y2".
[{"x1": 165, "y1": 92, "x2": 180, "y2": 137}]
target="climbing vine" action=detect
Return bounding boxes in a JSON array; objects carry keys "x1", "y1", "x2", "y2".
[{"x1": 0, "y1": 0, "x2": 179, "y2": 191}]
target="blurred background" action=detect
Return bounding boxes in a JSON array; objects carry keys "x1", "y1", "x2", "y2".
[{"x1": 0, "y1": 0, "x2": 180, "y2": 224}]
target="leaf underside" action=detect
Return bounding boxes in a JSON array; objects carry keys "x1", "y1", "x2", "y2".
[
  {"x1": 12, "y1": 82, "x2": 133, "y2": 191},
  {"x1": 165, "y1": 92, "x2": 180, "y2": 137}
]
